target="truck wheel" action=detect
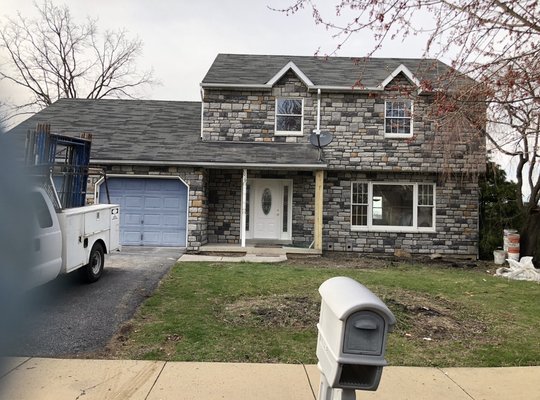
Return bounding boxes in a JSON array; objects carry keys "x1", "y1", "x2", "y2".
[{"x1": 81, "y1": 243, "x2": 105, "y2": 283}]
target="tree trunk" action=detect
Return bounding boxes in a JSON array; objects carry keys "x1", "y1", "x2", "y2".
[{"x1": 520, "y1": 206, "x2": 540, "y2": 267}]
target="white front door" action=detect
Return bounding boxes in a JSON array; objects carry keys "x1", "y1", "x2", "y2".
[
  {"x1": 253, "y1": 180, "x2": 282, "y2": 239},
  {"x1": 248, "y1": 179, "x2": 292, "y2": 241}
]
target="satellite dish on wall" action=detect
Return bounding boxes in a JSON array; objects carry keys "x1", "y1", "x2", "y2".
[
  {"x1": 310, "y1": 130, "x2": 333, "y2": 162},
  {"x1": 309, "y1": 131, "x2": 333, "y2": 148}
]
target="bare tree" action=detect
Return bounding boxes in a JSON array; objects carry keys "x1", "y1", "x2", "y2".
[
  {"x1": 487, "y1": 56, "x2": 540, "y2": 257},
  {"x1": 0, "y1": 0, "x2": 154, "y2": 122},
  {"x1": 277, "y1": 0, "x2": 540, "y2": 260}
]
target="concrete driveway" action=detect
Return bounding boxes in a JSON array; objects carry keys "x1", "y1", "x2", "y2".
[{"x1": 11, "y1": 247, "x2": 183, "y2": 357}]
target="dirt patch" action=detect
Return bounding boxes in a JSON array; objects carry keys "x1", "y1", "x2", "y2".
[
  {"x1": 221, "y1": 290, "x2": 488, "y2": 344},
  {"x1": 287, "y1": 252, "x2": 489, "y2": 272},
  {"x1": 380, "y1": 289, "x2": 489, "y2": 342},
  {"x1": 222, "y1": 294, "x2": 320, "y2": 329}
]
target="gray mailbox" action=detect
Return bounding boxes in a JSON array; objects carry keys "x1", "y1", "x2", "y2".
[{"x1": 316, "y1": 277, "x2": 396, "y2": 400}]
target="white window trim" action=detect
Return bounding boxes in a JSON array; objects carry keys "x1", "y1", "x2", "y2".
[
  {"x1": 350, "y1": 181, "x2": 436, "y2": 233},
  {"x1": 275, "y1": 97, "x2": 304, "y2": 136},
  {"x1": 384, "y1": 99, "x2": 414, "y2": 138}
]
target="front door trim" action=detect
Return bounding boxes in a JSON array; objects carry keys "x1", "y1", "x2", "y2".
[{"x1": 246, "y1": 178, "x2": 293, "y2": 241}]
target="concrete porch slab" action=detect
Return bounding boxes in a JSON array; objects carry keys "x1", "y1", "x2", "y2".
[
  {"x1": 199, "y1": 243, "x2": 321, "y2": 256},
  {"x1": 178, "y1": 254, "x2": 288, "y2": 263}
]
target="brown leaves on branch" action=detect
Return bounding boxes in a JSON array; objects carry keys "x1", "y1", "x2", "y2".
[
  {"x1": 0, "y1": 0, "x2": 155, "y2": 122},
  {"x1": 276, "y1": 1, "x2": 539, "y2": 200}
]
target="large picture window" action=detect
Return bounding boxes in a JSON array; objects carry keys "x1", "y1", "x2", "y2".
[
  {"x1": 385, "y1": 100, "x2": 413, "y2": 137},
  {"x1": 275, "y1": 98, "x2": 303, "y2": 135},
  {"x1": 351, "y1": 182, "x2": 435, "y2": 231}
]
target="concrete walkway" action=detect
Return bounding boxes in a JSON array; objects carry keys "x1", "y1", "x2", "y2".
[{"x1": 1, "y1": 358, "x2": 538, "y2": 399}]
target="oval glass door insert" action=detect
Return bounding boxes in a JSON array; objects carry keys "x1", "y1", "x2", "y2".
[{"x1": 262, "y1": 188, "x2": 272, "y2": 215}]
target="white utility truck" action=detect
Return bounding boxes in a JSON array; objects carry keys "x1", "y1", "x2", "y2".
[
  {"x1": 30, "y1": 187, "x2": 120, "y2": 287},
  {"x1": 26, "y1": 124, "x2": 120, "y2": 287}
]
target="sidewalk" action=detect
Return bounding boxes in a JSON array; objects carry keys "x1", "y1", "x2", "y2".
[{"x1": 1, "y1": 358, "x2": 538, "y2": 399}]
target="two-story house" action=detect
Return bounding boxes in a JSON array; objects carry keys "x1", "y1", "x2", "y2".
[{"x1": 8, "y1": 54, "x2": 485, "y2": 257}]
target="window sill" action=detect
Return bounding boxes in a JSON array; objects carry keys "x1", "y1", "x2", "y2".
[
  {"x1": 275, "y1": 131, "x2": 303, "y2": 137},
  {"x1": 351, "y1": 226, "x2": 436, "y2": 233},
  {"x1": 384, "y1": 133, "x2": 413, "y2": 139}
]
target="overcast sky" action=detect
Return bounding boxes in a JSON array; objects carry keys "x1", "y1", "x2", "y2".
[
  {"x1": 0, "y1": 0, "x2": 435, "y2": 103},
  {"x1": 1, "y1": 0, "x2": 532, "y2": 193}
]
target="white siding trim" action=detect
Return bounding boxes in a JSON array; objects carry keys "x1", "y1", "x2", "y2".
[{"x1": 266, "y1": 61, "x2": 315, "y2": 87}]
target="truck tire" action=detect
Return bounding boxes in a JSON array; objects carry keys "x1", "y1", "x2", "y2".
[{"x1": 81, "y1": 242, "x2": 105, "y2": 283}]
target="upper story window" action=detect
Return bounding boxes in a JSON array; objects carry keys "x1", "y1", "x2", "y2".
[
  {"x1": 275, "y1": 98, "x2": 303, "y2": 136},
  {"x1": 385, "y1": 100, "x2": 413, "y2": 138},
  {"x1": 351, "y1": 182, "x2": 435, "y2": 232}
]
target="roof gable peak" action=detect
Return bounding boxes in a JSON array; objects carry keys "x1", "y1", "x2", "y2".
[
  {"x1": 266, "y1": 61, "x2": 314, "y2": 88},
  {"x1": 379, "y1": 64, "x2": 421, "y2": 89}
]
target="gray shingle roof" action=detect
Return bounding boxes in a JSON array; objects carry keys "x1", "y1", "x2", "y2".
[
  {"x1": 7, "y1": 98, "x2": 322, "y2": 167},
  {"x1": 202, "y1": 54, "x2": 456, "y2": 88}
]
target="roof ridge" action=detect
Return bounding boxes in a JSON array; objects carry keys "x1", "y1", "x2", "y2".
[
  {"x1": 216, "y1": 53, "x2": 441, "y2": 62},
  {"x1": 55, "y1": 98, "x2": 201, "y2": 105}
]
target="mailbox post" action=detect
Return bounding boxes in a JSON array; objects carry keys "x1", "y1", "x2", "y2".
[{"x1": 316, "y1": 277, "x2": 396, "y2": 400}]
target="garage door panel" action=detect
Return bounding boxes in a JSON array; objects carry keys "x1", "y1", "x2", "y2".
[
  {"x1": 162, "y1": 233, "x2": 184, "y2": 246},
  {"x1": 103, "y1": 193, "x2": 122, "y2": 203},
  {"x1": 163, "y1": 197, "x2": 182, "y2": 209},
  {"x1": 143, "y1": 214, "x2": 162, "y2": 226},
  {"x1": 126, "y1": 180, "x2": 146, "y2": 190},
  {"x1": 145, "y1": 180, "x2": 166, "y2": 191},
  {"x1": 99, "y1": 178, "x2": 188, "y2": 247},
  {"x1": 124, "y1": 212, "x2": 143, "y2": 223},
  {"x1": 144, "y1": 197, "x2": 163, "y2": 209},
  {"x1": 163, "y1": 215, "x2": 182, "y2": 226},
  {"x1": 123, "y1": 231, "x2": 142, "y2": 245},
  {"x1": 142, "y1": 231, "x2": 161, "y2": 245},
  {"x1": 125, "y1": 196, "x2": 144, "y2": 208}
]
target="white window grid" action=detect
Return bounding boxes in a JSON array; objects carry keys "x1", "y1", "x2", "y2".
[
  {"x1": 275, "y1": 97, "x2": 304, "y2": 136},
  {"x1": 384, "y1": 100, "x2": 413, "y2": 138},
  {"x1": 350, "y1": 181, "x2": 436, "y2": 232}
]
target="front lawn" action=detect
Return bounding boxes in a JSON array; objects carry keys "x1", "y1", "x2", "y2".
[{"x1": 105, "y1": 260, "x2": 540, "y2": 367}]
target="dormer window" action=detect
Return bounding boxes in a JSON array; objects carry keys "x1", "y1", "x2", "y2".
[
  {"x1": 275, "y1": 98, "x2": 303, "y2": 136},
  {"x1": 385, "y1": 100, "x2": 413, "y2": 138}
]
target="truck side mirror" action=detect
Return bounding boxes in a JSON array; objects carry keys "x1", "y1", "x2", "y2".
[{"x1": 316, "y1": 277, "x2": 396, "y2": 400}]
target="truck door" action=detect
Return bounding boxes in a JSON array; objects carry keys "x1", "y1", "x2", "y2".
[{"x1": 30, "y1": 190, "x2": 62, "y2": 287}]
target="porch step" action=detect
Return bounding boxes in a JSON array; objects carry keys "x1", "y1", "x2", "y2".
[
  {"x1": 198, "y1": 244, "x2": 322, "y2": 256},
  {"x1": 178, "y1": 254, "x2": 287, "y2": 263}
]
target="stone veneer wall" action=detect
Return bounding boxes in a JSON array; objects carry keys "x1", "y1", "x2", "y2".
[
  {"x1": 202, "y1": 72, "x2": 485, "y2": 175},
  {"x1": 323, "y1": 171, "x2": 479, "y2": 257},
  {"x1": 87, "y1": 166, "x2": 479, "y2": 256},
  {"x1": 206, "y1": 169, "x2": 478, "y2": 256},
  {"x1": 206, "y1": 169, "x2": 315, "y2": 247},
  {"x1": 203, "y1": 70, "x2": 316, "y2": 144},
  {"x1": 207, "y1": 169, "x2": 242, "y2": 243},
  {"x1": 88, "y1": 164, "x2": 208, "y2": 252}
]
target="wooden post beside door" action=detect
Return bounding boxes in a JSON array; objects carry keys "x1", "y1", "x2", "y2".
[{"x1": 314, "y1": 170, "x2": 324, "y2": 251}]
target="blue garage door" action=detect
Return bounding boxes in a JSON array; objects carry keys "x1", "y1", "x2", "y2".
[{"x1": 99, "y1": 178, "x2": 188, "y2": 247}]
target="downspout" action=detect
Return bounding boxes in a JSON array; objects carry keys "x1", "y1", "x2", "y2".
[
  {"x1": 200, "y1": 86, "x2": 204, "y2": 139},
  {"x1": 316, "y1": 88, "x2": 322, "y2": 161},
  {"x1": 316, "y1": 88, "x2": 321, "y2": 133}
]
